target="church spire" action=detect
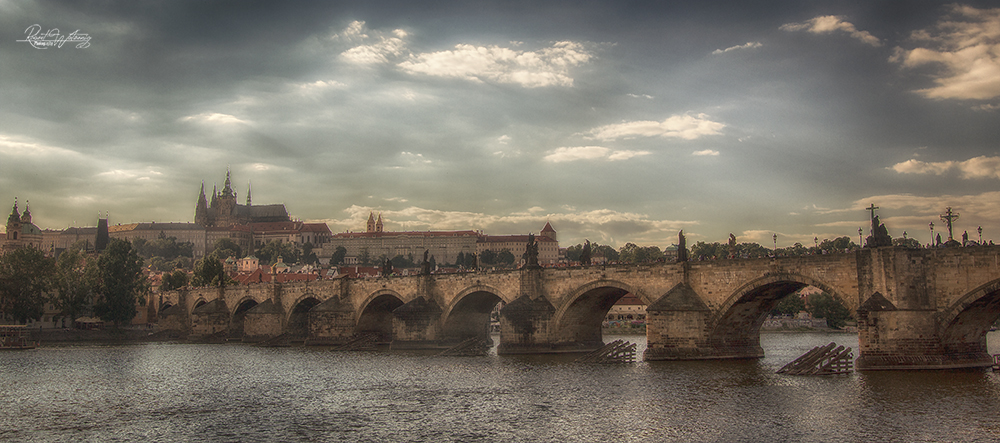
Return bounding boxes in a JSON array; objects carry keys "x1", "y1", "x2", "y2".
[
  {"x1": 367, "y1": 212, "x2": 376, "y2": 233},
  {"x1": 7, "y1": 197, "x2": 20, "y2": 225},
  {"x1": 376, "y1": 213, "x2": 384, "y2": 233},
  {"x1": 222, "y1": 167, "x2": 235, "y2": 198},
  {"x1": 20, "y1": 200, "x2": 31, "y2": 224},
  {"x1": 246, "y1": 181, "x2": 252, "y2": 206}
]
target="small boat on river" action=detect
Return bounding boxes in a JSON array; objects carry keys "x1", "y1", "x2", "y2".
[{"x1": 0, "y1": 325, "x2": 37, "y2": 350}]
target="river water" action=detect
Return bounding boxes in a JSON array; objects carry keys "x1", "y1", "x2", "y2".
[{"x1": 1, "y1": 332, "x2": 998, "y2": 442}]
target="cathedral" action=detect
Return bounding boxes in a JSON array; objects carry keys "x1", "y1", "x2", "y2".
[{"x1": 195, "y1": 170, "x2": 290, "y2": 228}]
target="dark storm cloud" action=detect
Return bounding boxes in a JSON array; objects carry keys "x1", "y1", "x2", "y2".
[{"x1": 2, "y1": 1, "x2": 999, "y2": 247}]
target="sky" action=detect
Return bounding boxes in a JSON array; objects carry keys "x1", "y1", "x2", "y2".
[{"x1": 2, "y1": 1, "x2": 999, "y2": 249}]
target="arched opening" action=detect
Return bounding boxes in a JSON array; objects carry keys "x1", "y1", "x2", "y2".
[
  {"x1": 557, "y1": 284, "x2": 631, "y2": 349},
  {"x1": 940, "y1": 282, "x2": 1000, "y2": 359},
  {"x1": 193, "y1": 299, "x2": 207, "y2": 309},
  {"x1": 711, "y1": 276, "x2": 849, "y2": 358},
  {"x1": 230, "y1": 299, "x2": 258, "y2": 338},
  {"x1": 287, "y1": 297, "x2": 321, "y2": 338},
  {"x1": 159, "y1": 302, "x2": 173, "y2": 313},
  {"x1": 441, "y1": 290, "x2": 503, "y2": 346},
  {"x1": 357, "y1": 294, "x2": 404, "y2": 343}
]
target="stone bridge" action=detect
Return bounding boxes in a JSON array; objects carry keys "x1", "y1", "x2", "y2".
[{"x1": 159, "y1": 246, "x2": 1000, "y2": 370}]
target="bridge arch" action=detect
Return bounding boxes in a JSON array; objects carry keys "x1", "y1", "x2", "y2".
[
  {"x1": 287, "y1": 294, "x2": 322, "y2": 338},
  {"x1": 357, "y1": 289, "x2": 405, "y2": 341},
  {"x1": 440, "y1": 285, "x2": 508, "y2": 343},
  {"x1": 710, "y1": 273, "x2": 850, "y2": 358},
  {"x1": 938, "y1": 278, "x2": 1000, "y2": 355},
  {"x1": 553, "y1": 279, "x2": 643, "y2": 347},
  {"x1": 230, "y1": 297, "x2": 259, "y2": 336}
]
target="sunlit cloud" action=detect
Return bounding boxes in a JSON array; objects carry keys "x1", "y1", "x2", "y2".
[
  {"x1": 544, "y1": 146, "x2": 650, "y2": 162},
  {"x1": 890, "y1": 156, "x2": 1000, "y2": 179},
  {"x1": 712, "y1": 41, "x2": 762, "y2": 55},
  {"x1": 692, "y1": 149, "x2": 720, "y2": 156},
  {"x1": 587, "y1": 113, "x2": 725, "y2": 141},
  {"x1": 335, "y1": 21, "x2": 409, "y2": 65},
  {"x1": 890, "y1": 6, "x2": 1000, "y2": 100},
  {"x1": 398, "y1": 41, "x2": 592, "y2": 87},
  {"x1": 780, "y1": 15, "x2": 881, "y2": 46},
  {"x1": 180, "y1": 112, "x2": 248, "y2": 125}
]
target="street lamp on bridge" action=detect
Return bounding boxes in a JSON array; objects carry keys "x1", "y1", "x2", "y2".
[
  {"x1": 929, "y1": 222, "x2": 934, "y2": 246},
  {"x1": 978, "y1": 226, "x2": 983, "y2": 244}
]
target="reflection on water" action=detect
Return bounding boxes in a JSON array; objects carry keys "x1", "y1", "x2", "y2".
[{"x1": 0, "y1": 332, "x2": 997, "y2": 442}]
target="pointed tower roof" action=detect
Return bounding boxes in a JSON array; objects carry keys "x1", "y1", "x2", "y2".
[
  {"x1": 7, "y1": 198, "x2": 20, "y2": 225},
  {"x1": 541, "y1": 222, "x2": 555, "y2": 233},
  {"x1": 20, "y1": 200, "x2": 31, "y2": 224},
  {"x1": 246, "y1": 181, "x2": 252, "y2": 206},
  {"x1": 221, "y1": 168, "x2": 235, "y2": 198},
  {"x1": 376, "y1": 213, "x2": 384, "y2": 232}
]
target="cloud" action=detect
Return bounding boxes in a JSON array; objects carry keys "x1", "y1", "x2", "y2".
[
  {"x1": 335, "y1": 21, "x2": 408, "y2": 65},
  {"x1": 544, "y1": 146, "x2": 650, "y2": 162},
  {"x1": 712, "y1": 41, "x2": 763, "y2": 55},
  {"x1": 587, "y1": 113, "x2": 725, "y2": 141},
  {"x1": 180, "y1": 112, "x2": 248, "y2": 125},
  {"x1": 692, "y1": 149, "x2": 719, "y2": 156},
  {"x1": 890, "y1": 6, "x2": 1000, "y2": 100},
  {"x1": 398, "y1": 41, "x2": 592, "y2": 87},
  {"x1": 890, "y1": 156, "x2": 1000, "y2": 179},
  {"x1": 780, "y1": 16, "x2": 881, "y2": 46}
]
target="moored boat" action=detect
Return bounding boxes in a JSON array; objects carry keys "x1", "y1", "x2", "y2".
[{"x1": 0, "y1": 325, "x2": 37, "y2": 350}]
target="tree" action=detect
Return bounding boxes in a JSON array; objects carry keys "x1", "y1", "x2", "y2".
[
  {"x1": 94, "y1": 239, "x2": 149, "y2": 326},
  {"x1": 893, "y1": 237, "x2": 921, "y2": 249},
  {"x1": 480, "y1": 249, "x2": 497, "y2": 265},
  {"x1": 301, "y1": 242, "x2": 319, "y2": 265},
  {"x1": 770, "y1": 294, "x2": 805, "y2": 317},
  {"x1": 808, "y1": 292, "x2": 852, "y2": 329},
  {"x1": 329, "y1": 246, "x2": 347, "y2": 266},
  {"x1": 455, "y1": 251, "x2": 466, "y2": 268},
  {"x1": 52, "y1": 248, "x2": 98, "y2": 325},
  {"x1": 618, "y1": 243, "x2": 662, "y2": 263},
  {"x1": 192, "y1": 251, "x2": 231, "y2": 288},
  {"x1": 593, "y1": 244, "x2": 619, "y2": 262},
  {"x1": 0, "y1": 247, "x2": 55, "y2": 323},
  {"x1": 256, "y1": 241, "x2": 299, "y2": 265},
  {"x1": 160, "y1": 269, "x2": 189, "y2": 292},
  {"x1": 580, "y1": 240, "x2": 592, "y2": 265},
  {"x1": 496, "y1": 250, "x2": 515, "y2": 266},
  {"x1": 211, "y1": 238, "x2": 242, "y2": 261}
]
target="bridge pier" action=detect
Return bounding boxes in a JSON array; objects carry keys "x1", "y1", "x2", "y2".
[
  {"x1": 390, "y1": 296, "x2": 444, "y2": 349},
  {"x1": 856, "y1": 294, "x2": 995, "y2": 370},
  {"x1": 306, "y1": 297, "x2": 357, "y2": 345},
  {"x1": 243, "y1": 299, "x2": 284, "y2": 342},
  {"x1": 496, "y1": 294, "x2": 560, "y2": 354}
]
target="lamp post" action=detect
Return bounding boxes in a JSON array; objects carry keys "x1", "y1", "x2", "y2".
[
  {"x1": 858, "y1": 228, "x2": 863, "y2": 248},
  {"x1": 929, "y1": 222, "x2": 934, "y2": 247},
  {"x1": 814, "y1": 236, "x2": 818, "y2": 248},
  {"x1": 978, "y1": 226, "x2": 983, "y2": 244},
  {"x1": 772, "y1": 233, "x2": 777, "y2": 254}
]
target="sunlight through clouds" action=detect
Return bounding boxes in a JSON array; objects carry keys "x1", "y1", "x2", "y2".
[
  {"x1": 398, "y1": 41, "x2": 592, "y2": 87},
  {"x1": 890, "y1": 156, "x2": 1000, "y2": 179},
  {"x1": 587, "y1": 114, "x2": 725, "y2": 141}
]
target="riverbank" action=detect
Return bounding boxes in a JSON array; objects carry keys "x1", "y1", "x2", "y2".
[{"x1": 28, "y1": 326, "x2": 178, "y2": 345}]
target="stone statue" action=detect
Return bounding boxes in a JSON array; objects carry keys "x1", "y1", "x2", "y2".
[
  {"x1": 962, "y1": 230, "x2": 969, "y2": 246},
  {"x1": 865, "y1": 216, "x2": 893, "y2": 248},
  {"x1": 381, "y1": 258, "x2": 393, "y2": 277},
  {"x1": 525, "y1": 233, "x2": 540, "y2": 268},
  {"x1": 581, "y1": 240, "x2": 592, "y2": 265},
  {"x1": 728, "y1": 234, "x2": 737, "y2": 259},
  {"x1": 677, "y1": 230, "x2": 688, "y2": 262},
  {"x1": 421, "y1": 250, "x2": 431, "y2": 275}
]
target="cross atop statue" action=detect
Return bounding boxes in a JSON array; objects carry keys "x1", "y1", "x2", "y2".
[
  {"x1": 866, "y1": 203, "x2": 879, "y2": 233},
  {"x1": 940, "y1": 207, "x2": 959, "y2": 241}
]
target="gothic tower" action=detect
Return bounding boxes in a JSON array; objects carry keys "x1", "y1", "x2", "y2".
[
  {"x1": 376, "y1": 213, "x2": 384, "y2": 233},
  {"x1": 195, "y1": 182, "x2": 209, "y2": 226},
  {"x1": 367, "y1": 212, "x2": 376, "y2": 233}
]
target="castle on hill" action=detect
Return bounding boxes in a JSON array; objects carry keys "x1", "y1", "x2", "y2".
[{"x1": 195, "y1": 169, "x2": 290, "y2": 227}]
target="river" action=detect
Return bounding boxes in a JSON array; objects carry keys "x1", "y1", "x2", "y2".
[{"x1": 1, "y1": 332, "x2": 998, "y2": 442}]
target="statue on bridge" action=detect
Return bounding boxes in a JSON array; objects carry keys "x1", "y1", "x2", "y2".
[
  {"x1": 864, "y1": 215, "x2": 893, "y2": 248},
  {"x1": 525, "y1": 233, "x2": 540, "y2": 268},
  {"x1": 728, "y1": 233, "x2": 737, "y2": 259},
  {"x1": 581, "y1": 240, "x2": 592, "y2": 265},
  {"x1": 421, "y1": 250, "x2": 431, "y2": 275},
  {"x1": 381, "y1": 258, "x2": 393, "y2": 277},
  {"x1": 677, "y1": 230, "x2": 688, "y2": 262}
]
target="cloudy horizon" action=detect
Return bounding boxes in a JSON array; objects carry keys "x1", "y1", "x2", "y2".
[{"x1": 2, "y1": 1, "x2": 999, "y2": 249}]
